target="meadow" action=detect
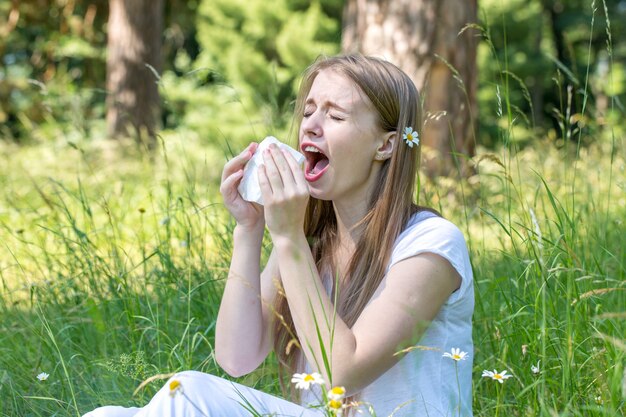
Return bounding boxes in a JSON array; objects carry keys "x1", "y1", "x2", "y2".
[
  {"x1": 0, "y1": 119, "x2": 624, "y2": 416},
  {"x1": 1, "y1": 2, "x2": 625, "y2": 410}
]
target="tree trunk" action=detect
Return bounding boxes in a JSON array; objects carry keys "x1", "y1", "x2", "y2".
[
  {"x1": 106, "y1": 0, "x2": 162, "y2": 146},
  {"x1": 342, "y1": 0, "x2": 478, "y2": 178}
]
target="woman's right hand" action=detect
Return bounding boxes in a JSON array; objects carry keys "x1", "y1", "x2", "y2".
[{"x1": 220, "y1": 142, "x2": 264, "y2": 229}]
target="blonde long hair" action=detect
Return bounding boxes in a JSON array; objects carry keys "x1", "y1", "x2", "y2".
[{"x1": 273, "y1": 55, "x2": 431, "y2": 392}]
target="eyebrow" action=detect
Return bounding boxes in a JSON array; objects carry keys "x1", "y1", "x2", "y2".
[{"x1": 304, "y1": 98, "x2": 349, "y2": 113}]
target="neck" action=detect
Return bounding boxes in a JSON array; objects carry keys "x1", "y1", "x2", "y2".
[
  {"x1": 332, "y1": 198, "x2": 368, "y2": 248},
  {"x1": 329, "y1": 161, "x2": 382, "y2": 253}
]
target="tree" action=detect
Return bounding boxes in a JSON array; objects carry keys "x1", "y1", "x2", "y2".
[
  {"x1": 342, "y1": 0, "x2": 478, "y2": 178},
  {"x1": 191, "y1": 0, "x2": 342, "y2": 147},
  {"x1": 106, "y1": 0, "x2": 163, "y2": 146}
]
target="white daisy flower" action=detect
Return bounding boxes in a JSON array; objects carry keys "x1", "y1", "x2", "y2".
[
  {"x1": 291, "y1": 372, "x2": 324, "y2": 390},
  {"x1": 482, "y1": 369, "x2": 513, "y2": 384},
  {"x1": 442, "y1": 348, "x2": 468, "y2": 362},
  {"x1": 327, "y1": 386, "x2": 346, "y2": 401},
  {"x1": 402, "y1": 126, "x2": 419, "y2": 148},
  {"x1": 327, "y1": 398, "x2": 344, "y2": 416},
  {"x1": 36, "y1": 372, "x2": 49, "y2": 381}
]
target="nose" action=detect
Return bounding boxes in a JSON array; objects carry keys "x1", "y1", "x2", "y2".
[{"x1": 301, "y1": 112, "x2": 322, "y2": 139}]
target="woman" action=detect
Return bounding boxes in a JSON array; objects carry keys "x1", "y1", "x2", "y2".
[{"x1": 85, "y1": 55, "x2": 474, "y2": 417}]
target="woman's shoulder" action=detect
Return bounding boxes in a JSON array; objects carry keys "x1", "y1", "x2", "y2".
[
  {"x1": 388, "y1": 209, "x2": 472, "y2": 285},
  {"x1": 398, "y1": 210, "x2": 467, "y2": 247}
]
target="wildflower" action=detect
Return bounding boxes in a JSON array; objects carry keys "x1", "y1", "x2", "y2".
[
  {"x1": 327, "y1": 399, "x2": 344, "y2": 416},
  {"x1": 482, "y1": 369, "x2": 513, "y2": 384},
  {"x1": 327, "y1": 386, "x2": 346, "y2": 401},
  {"x1": 138, "y1": 207, "x2": 146, "y2": 214},
  {"x1": 36, "y1": 372, "x2": 49, "y2": 381},
  {"x1": 291, "y1": 372, "x2": 324, "y2": 390},
  {"x1": 169, "y1": 379, "x2": 183, "y2": 397},
  {"x1": 531, "y1": 360, "x2": 541, "y2": 375},
  {"x1": 402, "y1": 127, "x2": 419, "y2": 148},
  {"x1": 594, "y1": 395, "x2": 603, "y2": 405},
  {"x1": 521, "y1": 344, "x2": 528, "y2": 356},
  {"x1": 442, "y1": 348, "x2": 468, "y2": 362}
]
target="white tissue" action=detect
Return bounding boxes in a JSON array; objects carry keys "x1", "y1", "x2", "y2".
[{"x1": 237, "y1": 136, "x2": 305, "y2": 205}]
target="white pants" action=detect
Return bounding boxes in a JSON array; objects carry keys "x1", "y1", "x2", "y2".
[{"x1": 83, "y1": 371, "x2": 322, "y2": 417}]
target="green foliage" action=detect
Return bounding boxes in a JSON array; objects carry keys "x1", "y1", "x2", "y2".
[
  {"x1": 3, "y1": 0, "x2": 625, "y2": 154},
  {"x1": 164, "y1": 0, "x2": 341, "y2": 148},
  {"x1": 104, "y1": 351, "x2": 149, "y2": 381},
  {"x1": 0, "y1": 1, "x2": 109, "y2": 142},
  {"x1": 0, "y1": 0, "x2": 199, "y2": 144},
  {"x1": 477, "y1": 0, "x2": 626, "y2": 147}
]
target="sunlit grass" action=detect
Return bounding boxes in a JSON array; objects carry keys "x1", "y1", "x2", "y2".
[{"x1": 1, "y1": 122, "x2": 623, "y2": 416}]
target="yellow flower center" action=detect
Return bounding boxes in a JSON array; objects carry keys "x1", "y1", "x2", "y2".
[
  {"x1": 304, "y1": 374, "x2": 314, "y2": 382},
  {"x1": 453, "y1": 354, "x2": 461, "y2": 360},
  {"x1": 494, "y1": 374, "x2": 503, "y2": 380},
  {"x1": 330, "y1": 386, "x2": 345, "y2": 396},
  {"x1": 169, "y1": 380, "x2": 181, "y2": 391},
  {"x1": 328, "y1": 399, "x2": 342, "y2": 410}
]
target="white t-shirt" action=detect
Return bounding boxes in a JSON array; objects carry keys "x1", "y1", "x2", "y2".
[
  {"x1": 304, "y1": 211, "x2": 474, "y2": 417},
  {"x1": 360, "y1": 211, "x2": 474, "y2": 417}
]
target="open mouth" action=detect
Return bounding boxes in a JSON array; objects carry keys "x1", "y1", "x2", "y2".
[{"x1": 302, "y1": 144, "x2": 330, "y2": 182}]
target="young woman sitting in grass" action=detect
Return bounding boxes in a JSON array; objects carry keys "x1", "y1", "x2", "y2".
[{"x1": 85, "y1": 54, "x2": 474, "y2": 417}]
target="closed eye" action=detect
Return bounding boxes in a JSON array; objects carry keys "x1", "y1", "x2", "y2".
[
  {"x1": 330, "y1": 114, "x2": 345, "y2": 121},
  {"x1": 303, "y1": 107, "x2": 316, "y2": 118}
]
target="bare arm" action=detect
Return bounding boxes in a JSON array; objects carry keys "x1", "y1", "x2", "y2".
[
  {"x1": 273, "y1": 234, "x2": 460, "y2": 393},
  {"x1": 215, "y1": 142, "x2": 280, "y2": 376},
  {"x1": 215, "y1": 231, "x2": 280, "y2": 377}
]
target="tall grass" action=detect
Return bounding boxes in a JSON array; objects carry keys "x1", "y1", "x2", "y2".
[
  {"x1": 1, "y1": 127, "x2": 623, "y2": 417},
  {"x1": 1, "y1": 10, "x2": 625, "y2": 417},
  {"x1": 0, "y1": 137, "x2": 261, "y2": 415}
]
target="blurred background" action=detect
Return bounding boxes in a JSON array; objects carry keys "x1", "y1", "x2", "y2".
[{"x1": 1, "y1": 0, "x2": 624, "y2": 175}]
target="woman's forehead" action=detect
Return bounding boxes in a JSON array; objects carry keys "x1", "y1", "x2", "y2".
[{"x1": 306, "y1": 69, "x2": 369, "y2": 109}]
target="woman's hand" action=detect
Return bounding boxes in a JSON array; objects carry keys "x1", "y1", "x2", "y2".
[
  {"x1": 220, "y1": 142, "x2": 264, "y2": 230},
  {"x1": 259, "y1": 144, "x2": 309, "y2": 240}
]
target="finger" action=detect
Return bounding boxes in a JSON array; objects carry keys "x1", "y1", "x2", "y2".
[
  {"x1": 282, "y1": 149, "x2": 307, "y2": 189},
  {"x1": 220, "y1": 169, "x2": 244, "y2": 201},
  {"x1": 221, "y1": 143, "x2": 257, "y2": 182},
  {"x1": 258, "y1": 164, "x2": 274, "y2": 198},
  {"x1": 269, "y1": 145, "x2": 295, "y2": 184},
  {"x1": 262, "y1": 149, "x2": 285, "y2": 193}
]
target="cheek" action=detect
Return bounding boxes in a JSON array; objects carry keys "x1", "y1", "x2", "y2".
[{"x1": 333, "y1": 145, "x2": 374, "y2": 177}]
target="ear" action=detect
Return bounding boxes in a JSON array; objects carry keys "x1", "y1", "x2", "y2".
[{"x1": 374, "y1": 131, "x2": 396, "y2": 161}]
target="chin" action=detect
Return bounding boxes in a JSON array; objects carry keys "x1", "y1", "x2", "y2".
[{"x1": 306, "y1": 185, "x2": 332, "y2": 201}]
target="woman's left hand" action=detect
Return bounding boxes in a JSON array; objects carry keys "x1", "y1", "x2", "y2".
[{"x1": 258, "y1": 144, "x2": 309, "y2": 240}]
